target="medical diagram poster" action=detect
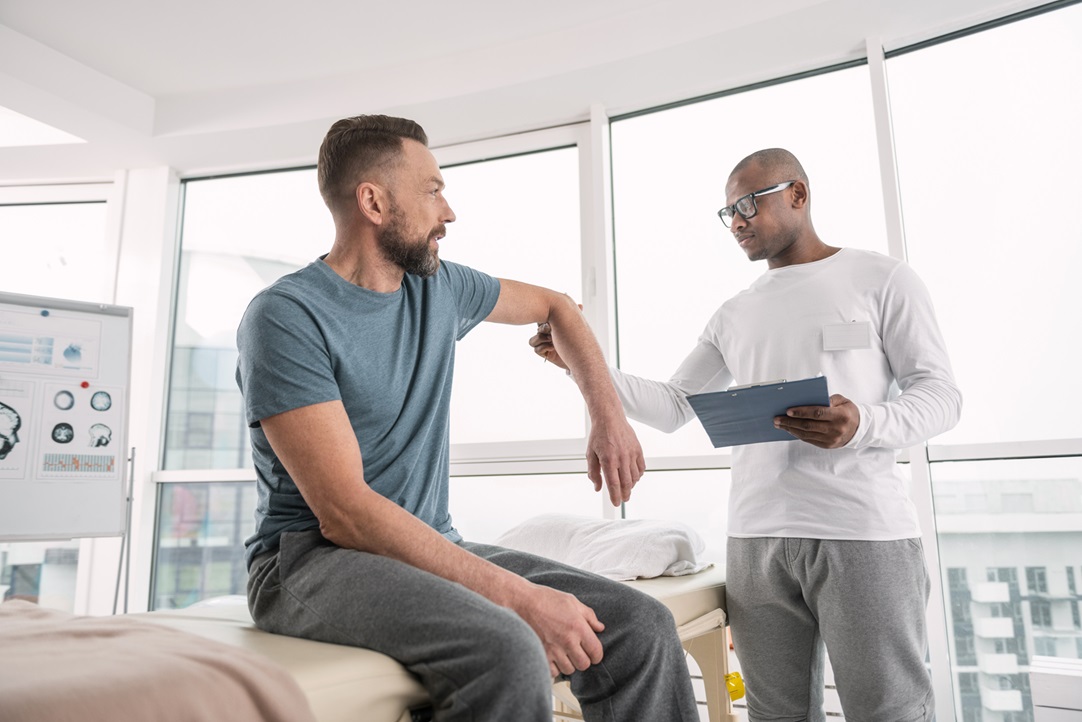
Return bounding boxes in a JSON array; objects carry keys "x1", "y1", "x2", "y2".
[{"x1": 0, "y1": 291, "x2": 132, "y2": 541}]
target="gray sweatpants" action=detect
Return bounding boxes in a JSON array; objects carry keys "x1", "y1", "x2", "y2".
[
  {"x1": 248, "y1": 530, "x2": 699, "y2": 722},
  {"x1": 726, "y1": 537, "x2": 934, "y2": 722}
]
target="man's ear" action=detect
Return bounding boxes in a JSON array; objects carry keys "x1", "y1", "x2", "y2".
[
  {"x1": 356, "y1": 182, "x2": 386, "y2": 225},
  {"x1": 790, "y1": 180, "x2": 809, "y2": 209}
]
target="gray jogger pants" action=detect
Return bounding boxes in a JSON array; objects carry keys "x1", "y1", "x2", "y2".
[
  {"x1": 726, "y1": 537, "x2": 934, "y2": 722},
  {"x1": 248, "y1": 530, "x2": 699, "y2": 722}
]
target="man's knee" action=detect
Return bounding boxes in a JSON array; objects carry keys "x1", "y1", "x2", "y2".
[
  {"x1": 602, "y1": 587, "x2": 680, "y2": 649},
  {"x1": 481, "y1": 610, "x2": 552, "y2": 690}
]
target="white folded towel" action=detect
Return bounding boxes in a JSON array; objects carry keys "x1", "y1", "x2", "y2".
[{"x1": 494, "y1": 514, "x2": 712, "y2": 581}]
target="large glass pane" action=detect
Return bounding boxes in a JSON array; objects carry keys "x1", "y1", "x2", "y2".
[
  {"x1": 151, "y1": 481, "x2": 256, "y2": 609},
  {"x1": 932, "y1": 457, "x2": 1082, "y2": 720},
  {"x1": 611, "y1": 66, "x2": 887, "y2": 457},
  {"x1": 164, "y1": 170, "x2": 331, "y2": 469},
  {"x1": 622, "y1": 468, "x2": 730, "y2": 563},
  {"x1": 0, "y1": 540, "x2": 80, "y2": 612},
  {"x1": 0, "y1": 202, "x2": 111, "y2": 304},
  {"x1": 440, "y1": 147, "x2": 586, "y2": 444},
  {"x1": 888, "y1": 4, "x2": 1082, "y2": 444},
  {"x1": 449, "y1": 472, "x2": 601, "y2": 544},
  {"x1": 167, "y1": 145, "x2": 585, "y2": 468},
  {"x1": 0, "y1": 201, "x2": 109, "y2": 612}
]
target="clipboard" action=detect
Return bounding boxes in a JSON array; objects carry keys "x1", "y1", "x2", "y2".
[{"x1": 686, "y1": 376, "x2": 830, "y2": 447}]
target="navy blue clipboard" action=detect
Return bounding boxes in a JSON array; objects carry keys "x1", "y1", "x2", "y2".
[{"x1": 686, "y1": 376, "x2": 830, "y2": 447}]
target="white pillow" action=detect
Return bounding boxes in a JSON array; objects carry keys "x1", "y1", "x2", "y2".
[{"x1": 495, "y1": 513, "x2": 712, "y2": 581}]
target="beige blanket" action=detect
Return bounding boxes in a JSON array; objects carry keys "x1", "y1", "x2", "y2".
[{"x1": 0, "y1": 599, "x2": 316, "y2": 722}]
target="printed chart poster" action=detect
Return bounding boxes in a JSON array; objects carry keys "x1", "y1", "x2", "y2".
[
  {"x1": 0, "y1": 377, "x2": 36, "y2": 481},
  {"x1": 38, "y1": 382, "x2": 124, "y2": 480},
  {"x1": 0, "y1": 292, "x2": 131, "y2": 541}
]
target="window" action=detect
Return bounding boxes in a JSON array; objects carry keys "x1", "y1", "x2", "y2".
[
  {"x1": 610, "y1": 64, "x2": 887, "y2": 457},
  {"x1": 1033, "y1": 637, "x2": 1057, "y2": 656},
  {"x1": 935, "y1": 459, "x2": 1080, "y2": 658},
  {"x1": 164, "y1": 169, "x2": 330, "y2": 470},
  {"x1": 888, "y1": 2, "x2": 1082, "y2": 445},
  {"x1": 1027, "y1": 567, "x2": 1049, "y2": 595},
  {"x1": 622, "y1": 469, "x2": 732, "y2": 560},
  {"x1": 436, "y1": 145, "x2": 586, "y2": 445},
  {"x1": 448, "y1": 473, "x2": 603, "y2": 544},
  {"x1": 954, "y1": 635, "x2": 976, "y2": 666},
  {"x1": 1, "y1": 186, "x2": 113, "y2": 613},
  {"x1": 958, "y1": 672, "x2": 979, "y2": 693},
  {"x1": 949, "y1": 568, "x2": 969, "y2": 590},
  {"x1": 1030, "y1": 599, "x2": 1053, "y2": 628},
  {"x1": 151, "y1": 481, "x2": 255, "y2": 609},
  {"x1": 0, "y1": 201, "x2": 113, "y2": 304}
]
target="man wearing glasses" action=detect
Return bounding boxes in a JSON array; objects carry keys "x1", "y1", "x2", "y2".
[{"x1": 532, "y1": 148, "x2": 961, "y2": 722}]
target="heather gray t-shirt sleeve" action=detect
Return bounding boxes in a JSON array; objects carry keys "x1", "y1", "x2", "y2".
[{"x1": 237, "y1": 288, "x2": 342, "y2": 428}]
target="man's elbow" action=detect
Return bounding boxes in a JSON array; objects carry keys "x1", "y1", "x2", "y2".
[
  {"x1": 947, "y1": 383, "x2": 963, "y2": 429},
  {"x1": 545, "y1": 291, "x2": 581, "y2": 325}
]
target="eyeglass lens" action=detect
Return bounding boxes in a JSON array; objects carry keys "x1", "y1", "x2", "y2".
[{"x1": 719, "y1": 194, "x2": 757, "y2": 227}]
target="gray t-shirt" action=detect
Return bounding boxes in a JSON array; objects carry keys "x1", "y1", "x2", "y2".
[{"x1": 235, "y1": 257, "x2": 501, "y2": 567}]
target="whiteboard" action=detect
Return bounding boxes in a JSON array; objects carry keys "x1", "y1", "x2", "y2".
[{"x1": 0, "y1": 291, "x2": 132, "y2": 541}]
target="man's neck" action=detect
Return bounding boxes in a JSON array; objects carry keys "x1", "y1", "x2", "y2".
[
  {"x1": 767, "y1": 236, "x2": 840, "y2": 270},
  {"x1": 324, "y1": 236, "x2": 405, "y2": 293}
]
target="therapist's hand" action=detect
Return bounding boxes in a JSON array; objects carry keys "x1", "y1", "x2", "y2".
[
  {"x1": 774, "y1": 393, "x2": 860, "y2": 449},
  {"x1": 530, "y1": 322, "x2": 567, "y2": 369},
  {"x1": 529, "y1": 303, "x2": 582, "y2": 371}
]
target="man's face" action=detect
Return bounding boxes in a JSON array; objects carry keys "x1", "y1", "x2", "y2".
[
  {"x1": 378, "y1": 140, "x2": 456, "y2": 278},
  {"x1": 724, "y1": 164, "x2": 799, "y2": 264},
  {"x1": 0, "y1": 405, "x2": 20, "y2": 460}
]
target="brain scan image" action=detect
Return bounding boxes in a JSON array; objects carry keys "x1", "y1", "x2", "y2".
[
  {"x1": 88, "y1": 423, "x2": 112, "y2": 448},
  {"x1": 54, "y1": 390, "x2": 75, "y2": 410},
  {"x1": 0, "y1": 402, "x2": 22, "y2": 460},
  {"x1": 90, "y1": 391, "x2": 112, "y2": 411},
  {"x1": 63, "y1": 344, "x2": 82, "y2": 363},
  {"x1": 52, "y1": 423, "x2": 75, "y2": 444}
]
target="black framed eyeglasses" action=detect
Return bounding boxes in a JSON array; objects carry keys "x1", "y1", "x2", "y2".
[{"x1": 717, "y1": 181, "x2": 796, "y2": 227}]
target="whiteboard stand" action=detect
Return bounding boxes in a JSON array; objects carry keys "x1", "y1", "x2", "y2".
[{"x1": 112, "y1": 447, "x2": 136, "y2": 615}]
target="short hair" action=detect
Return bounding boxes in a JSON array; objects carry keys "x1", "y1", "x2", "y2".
[
  {"x1": 731, "y1": 148, "x2": 809, "y2": 185},
  {"x1": 317, "y1": 115, "x2": 429, "y2": 212}
]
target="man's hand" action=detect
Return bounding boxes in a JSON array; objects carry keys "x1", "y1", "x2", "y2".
[
  {"x1": 774, "y1": 393, "x2": 860, "y2": 448},
  {"x1": 530, "y1": 321, "x2": 567, "y2": 369},
  {"x1": 514, "y1": 583, "x2": 605, "y2": 678},
  {"x1": 587, "y1": 411, "x2": 645, "y2": 506}
]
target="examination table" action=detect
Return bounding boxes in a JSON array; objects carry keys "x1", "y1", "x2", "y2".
[{"x1": 138, "y1": 564, "x2": 734, "y2": 722}]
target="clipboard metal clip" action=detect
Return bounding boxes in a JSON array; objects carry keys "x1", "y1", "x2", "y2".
[{"x1": 727, "y1": 378, "x2": 786, "y2": 392}]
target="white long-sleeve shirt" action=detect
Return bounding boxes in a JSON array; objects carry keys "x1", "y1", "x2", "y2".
[{"x1": 611, "y1": 248, "x2": 962, "y2": 540}]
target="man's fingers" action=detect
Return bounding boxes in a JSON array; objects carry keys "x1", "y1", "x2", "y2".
[
  {"x1": 587, "y1": 453, "x2": 603, "y2": 492},
  {"x1": 585, "y1": 607, "x2": 605, "y2": 634},
  {"x1": 581, "y1": 634, "x2": 604, "y2": 666},
  {"x1": 784, "y1": 404, "x2": 830, "y2": 420},
  {"x1": 618, "y1": 463, "x2": 634, "y2": 502},
  {"x1": 553, "y1": 653, "x2": 576, "y2": 676}
]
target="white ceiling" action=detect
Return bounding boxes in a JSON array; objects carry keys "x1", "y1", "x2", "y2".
[{"x1": 0, "y1": 0, "x2": 1050, "y2": 182}]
